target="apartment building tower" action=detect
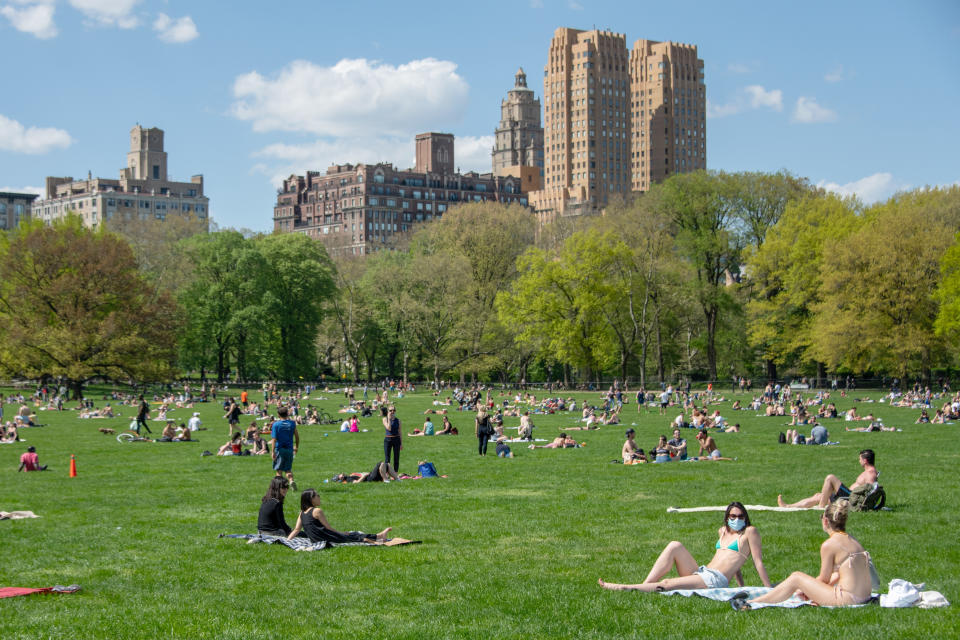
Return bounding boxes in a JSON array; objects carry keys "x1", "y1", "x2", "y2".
[
  {"x1": 630, "y1": 39, "x2": 706, "y2": 190},
  {"x1": 32, "y1": 125, "x2": 209, "y2": 230},
  {"x1": 529, "y1": 27, "x2": 705, "y2": 223},
  {"x1": 274, "y1": 132, "x2": 532, "y2": 256},
  {"x1": 492, "y1": 67, "x2": 544, "y2": 191}
]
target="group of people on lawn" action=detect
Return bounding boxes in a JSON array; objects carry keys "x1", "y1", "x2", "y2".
[{"x1": 600, "y1": 449, "x2": 880, "y2": 608}]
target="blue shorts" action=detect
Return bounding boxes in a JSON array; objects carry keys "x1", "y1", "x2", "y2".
[{"x1": 273, "y1": 447, "x2": 294, "y2": 472}]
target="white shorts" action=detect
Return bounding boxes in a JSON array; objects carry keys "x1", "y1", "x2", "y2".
[
  {"x1": 710, "y1": 449, "x2": 721, "y2": 459},
  {"x1": 696, "y1": 566, "x2": 729, "y2": 589}
]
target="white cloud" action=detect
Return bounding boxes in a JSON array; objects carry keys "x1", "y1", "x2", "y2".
[
  {"x1": 1, "y1": 1, "x2": 57, "y2": 39},
  {"x1": 232, "y1": 58, "x2": 469, "y2": 138},
  {"x1": 792, "y1": 96, "x2": 837, "y2": 123},
  {"x1": 818, "y1": 172, "x2": 908, "y2": 203},
  {"x1": 68, "y1": 0, "x2": 139, "y2": 28},
  {"x1": 0, "y1": 185, "x2": 43, "y2": 196},
  {"x1": 824, "y1": 65, "x2": 843, "y2": 83},
  {"x1": 705, "y1": 101, "x2": 741, "y2": 118},
  {"x1": 727, "y1": 62, "x2": 752, "y2": 74},
  {"x1": 0, "y1": 113, "x2": 73, "y2": 154},
  {"x1": 707, "y1": 85, "x2": 782, "y2": 119},
  {"x1": 568, "y1": 1, "x2": 583, "y2": 9},
  {"x1": 452, "y1": 135, "x2": 494, "y2": 173},
  {"x1": 529, "y1": 0, "x2": 544, "y2": 7},
  {"x1": 745, "y1": 85, "x2": 782, "y2": 111},
  {"x1": 153, "y1": 12, "x2": 197, "y2": 43}
]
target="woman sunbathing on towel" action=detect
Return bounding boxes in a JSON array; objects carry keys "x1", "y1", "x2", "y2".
[
  {"x1": 529, "y1": 433, "x2": 578, "y2": 449},
  {"x1": 330, "y1": 461, "x2": 401, "y2": 483},
  {"x1": 733, "y1": 501, "x2": 872, "y2": 609},
  {"x1": 288, "y1": 489, "x2": 393, "y2": 544},
  {"x1": 599, "y1": 502, "x2": 771, "y2": 592}
]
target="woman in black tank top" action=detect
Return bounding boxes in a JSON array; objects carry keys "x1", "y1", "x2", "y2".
[{"x1": 288, "y1": 489, "x2": 393, "y2": 544}]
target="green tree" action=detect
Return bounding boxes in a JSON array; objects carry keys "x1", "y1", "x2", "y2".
[
  {"x1": 934, "y1": 231, "x2": 960, "y2": 348},
  {"x1": 810, "y1": 187, "x2": 960, "y2": 378},
  {"x1": 416, "y1": 202, "x2": 535, "y2": 381},
  {"x1": 253, "y1": 233, "x2": 337, "y2": 380},
  {"x1": 745, "y1": 194, "x2": 860, "y2": 378},
  {"x1": 659, "y1": 171, "x2": 743, "y2": 380},
  {"x1": 177, "y1": 231, "x2": 255, "y2": 382},
  {"x1": 497, "y1": 244, "x2": 602, "y2": 384},
  {"x1": 0, "y1": 216, "x2": 178, "y2": 398}
]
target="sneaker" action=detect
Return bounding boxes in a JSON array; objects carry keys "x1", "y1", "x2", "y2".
[
  {"x1": 290, "y1": 480, "x2": 298, "y2": 491},
  {"x1": 201, "y1": 450, "x2": 213, "y2": 456}
]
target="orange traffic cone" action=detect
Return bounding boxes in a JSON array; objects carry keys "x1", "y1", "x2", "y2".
[{"x1": 69, "y1": 455, "x2": 77, "y2": 478}]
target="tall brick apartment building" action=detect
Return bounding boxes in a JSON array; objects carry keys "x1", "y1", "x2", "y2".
[
  {"x1": 273, "y1": 133, "x2": 531, "y2": 255},
  {"x1": 530, "y1": 27, "x2": 705, "y2": 224}
]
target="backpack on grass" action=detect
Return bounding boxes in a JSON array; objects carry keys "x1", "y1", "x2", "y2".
[{"x1": 847, "y1": 483, "x2": 886, "y2": 511}]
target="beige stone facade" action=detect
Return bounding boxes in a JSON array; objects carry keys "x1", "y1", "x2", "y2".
[
  {"x1": 32, "y1": 125, "x2": 209, "y2": 230},
  {"x1": 630, "y1": 39, "x2": 706, "y2": 190},
  {"x1": 529, "y1": 27, "x2": 705, "y2": 225},
  {"x1": 492, "y1": 68, "x2": 544, "y2": 186},
  {"x1": 0, "y1": 191, "x2": 38, "y2": 230}
]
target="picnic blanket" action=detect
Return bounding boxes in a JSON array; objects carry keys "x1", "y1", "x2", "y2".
[
  {"x1": 219, "y1": 533, "x2": 420, "y2": 551},
  {"x1": 659, "y1": 586, "x2": 873, "y2": 609},
  {"x1": 660, "y1": 581, "x2": 949, "y2": 609},
  {"x1": 667, "y1": 505, "x2": 823, "y2": 513},
  {"x1": 0, "y1": 585, "x2": 81, "y2": 599},
  {"x1": 0, "y1": 510, "x2": 39, "y2": 520}
]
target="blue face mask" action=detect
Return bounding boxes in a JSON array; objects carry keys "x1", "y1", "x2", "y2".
[{"x1": 727, "y1": 518, "x2": 746, "y2": 531}]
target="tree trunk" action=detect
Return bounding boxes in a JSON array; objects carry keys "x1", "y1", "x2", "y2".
[
  {"x1": 70, "y1": 379, "x2": 84, "y2": 401},
  {"x1": 705, "y1": 308, "x2": 718, "y2": 381},
  {"x1": 816, "y1": 361, "x2": 826, "y2": 389},
  {"x1": 655, "y1": 317, "x2": 665, "y2": 384},
  {"x1": 766, "y1": 359, "x2": 778, "y2": 382},
  {"x1": 216, "y1": 344, "x2": 225, "y2": 384}
]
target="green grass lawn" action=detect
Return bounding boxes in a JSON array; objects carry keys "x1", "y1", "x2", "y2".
[{"x1": 2, "y1": 386, "x2": 958, "y2": 639}]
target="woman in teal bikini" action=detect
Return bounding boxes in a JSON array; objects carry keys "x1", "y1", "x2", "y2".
[{"x1": 599, "y1": 502, "x2": 772, "y2": 592}]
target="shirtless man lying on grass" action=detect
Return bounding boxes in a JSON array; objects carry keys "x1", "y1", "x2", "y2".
[{"x1": 778, "y1": 449, "x2": 878, "y2": 508}]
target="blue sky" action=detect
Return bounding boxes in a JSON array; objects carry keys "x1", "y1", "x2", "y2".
[{"x1": 1, "y1": 0, "x2": 958, "y2": 231}]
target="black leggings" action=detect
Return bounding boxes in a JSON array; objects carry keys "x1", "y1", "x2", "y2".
[
  {"x1": 478, "y1": 433, "x2": 490, "y2": 455},
  {"x1": 136, "y1": 415, "x2": 151, "y2": 434},
  {"x1": 384, "y1": 437, "x2": 400, "y2": 471}
]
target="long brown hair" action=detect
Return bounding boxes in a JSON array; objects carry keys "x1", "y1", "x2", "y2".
[{"x1": 724, "y1": 501, "x2": 752, "y2": 532}]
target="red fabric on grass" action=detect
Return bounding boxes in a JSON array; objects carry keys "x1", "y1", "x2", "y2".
[{"x1": 0, "y1": 587, "x2": 52, "y2": 598}]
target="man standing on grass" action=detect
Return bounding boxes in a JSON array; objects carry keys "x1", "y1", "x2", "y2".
[
  {"x1": 135, "y1": 395, "x2": 152, "y2": 435},
  {"x1": 224, "y1": 397, "x2": 241, "y2": 436},
  {"x1": 270, "y1": 405, "x2": 299, "y2": 490},
  {"x1": 383, "y1": 406, "x2": 401, "y2": 472}
]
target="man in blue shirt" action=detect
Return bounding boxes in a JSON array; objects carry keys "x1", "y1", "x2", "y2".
[{"x1": 270, "y1": 406, "x2": 300, "y2": 490}]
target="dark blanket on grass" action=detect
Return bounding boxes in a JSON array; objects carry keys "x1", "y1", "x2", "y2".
[{"x1": 219, "y1": 533, "x2": 420, "y2": 550}]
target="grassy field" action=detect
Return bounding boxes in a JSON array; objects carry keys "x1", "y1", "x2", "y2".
[{"x1": 1, "y1": 385, "x2": 958, "y2": 639}]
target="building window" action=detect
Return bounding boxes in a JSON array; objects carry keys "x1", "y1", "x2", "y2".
[{"x1": 152, "y1": 165, "x2": 160, "y2": 179}]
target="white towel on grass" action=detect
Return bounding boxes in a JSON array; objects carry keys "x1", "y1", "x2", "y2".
[{"x1": 667, "y1": 505, "x2": 823, "y2": 513}]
